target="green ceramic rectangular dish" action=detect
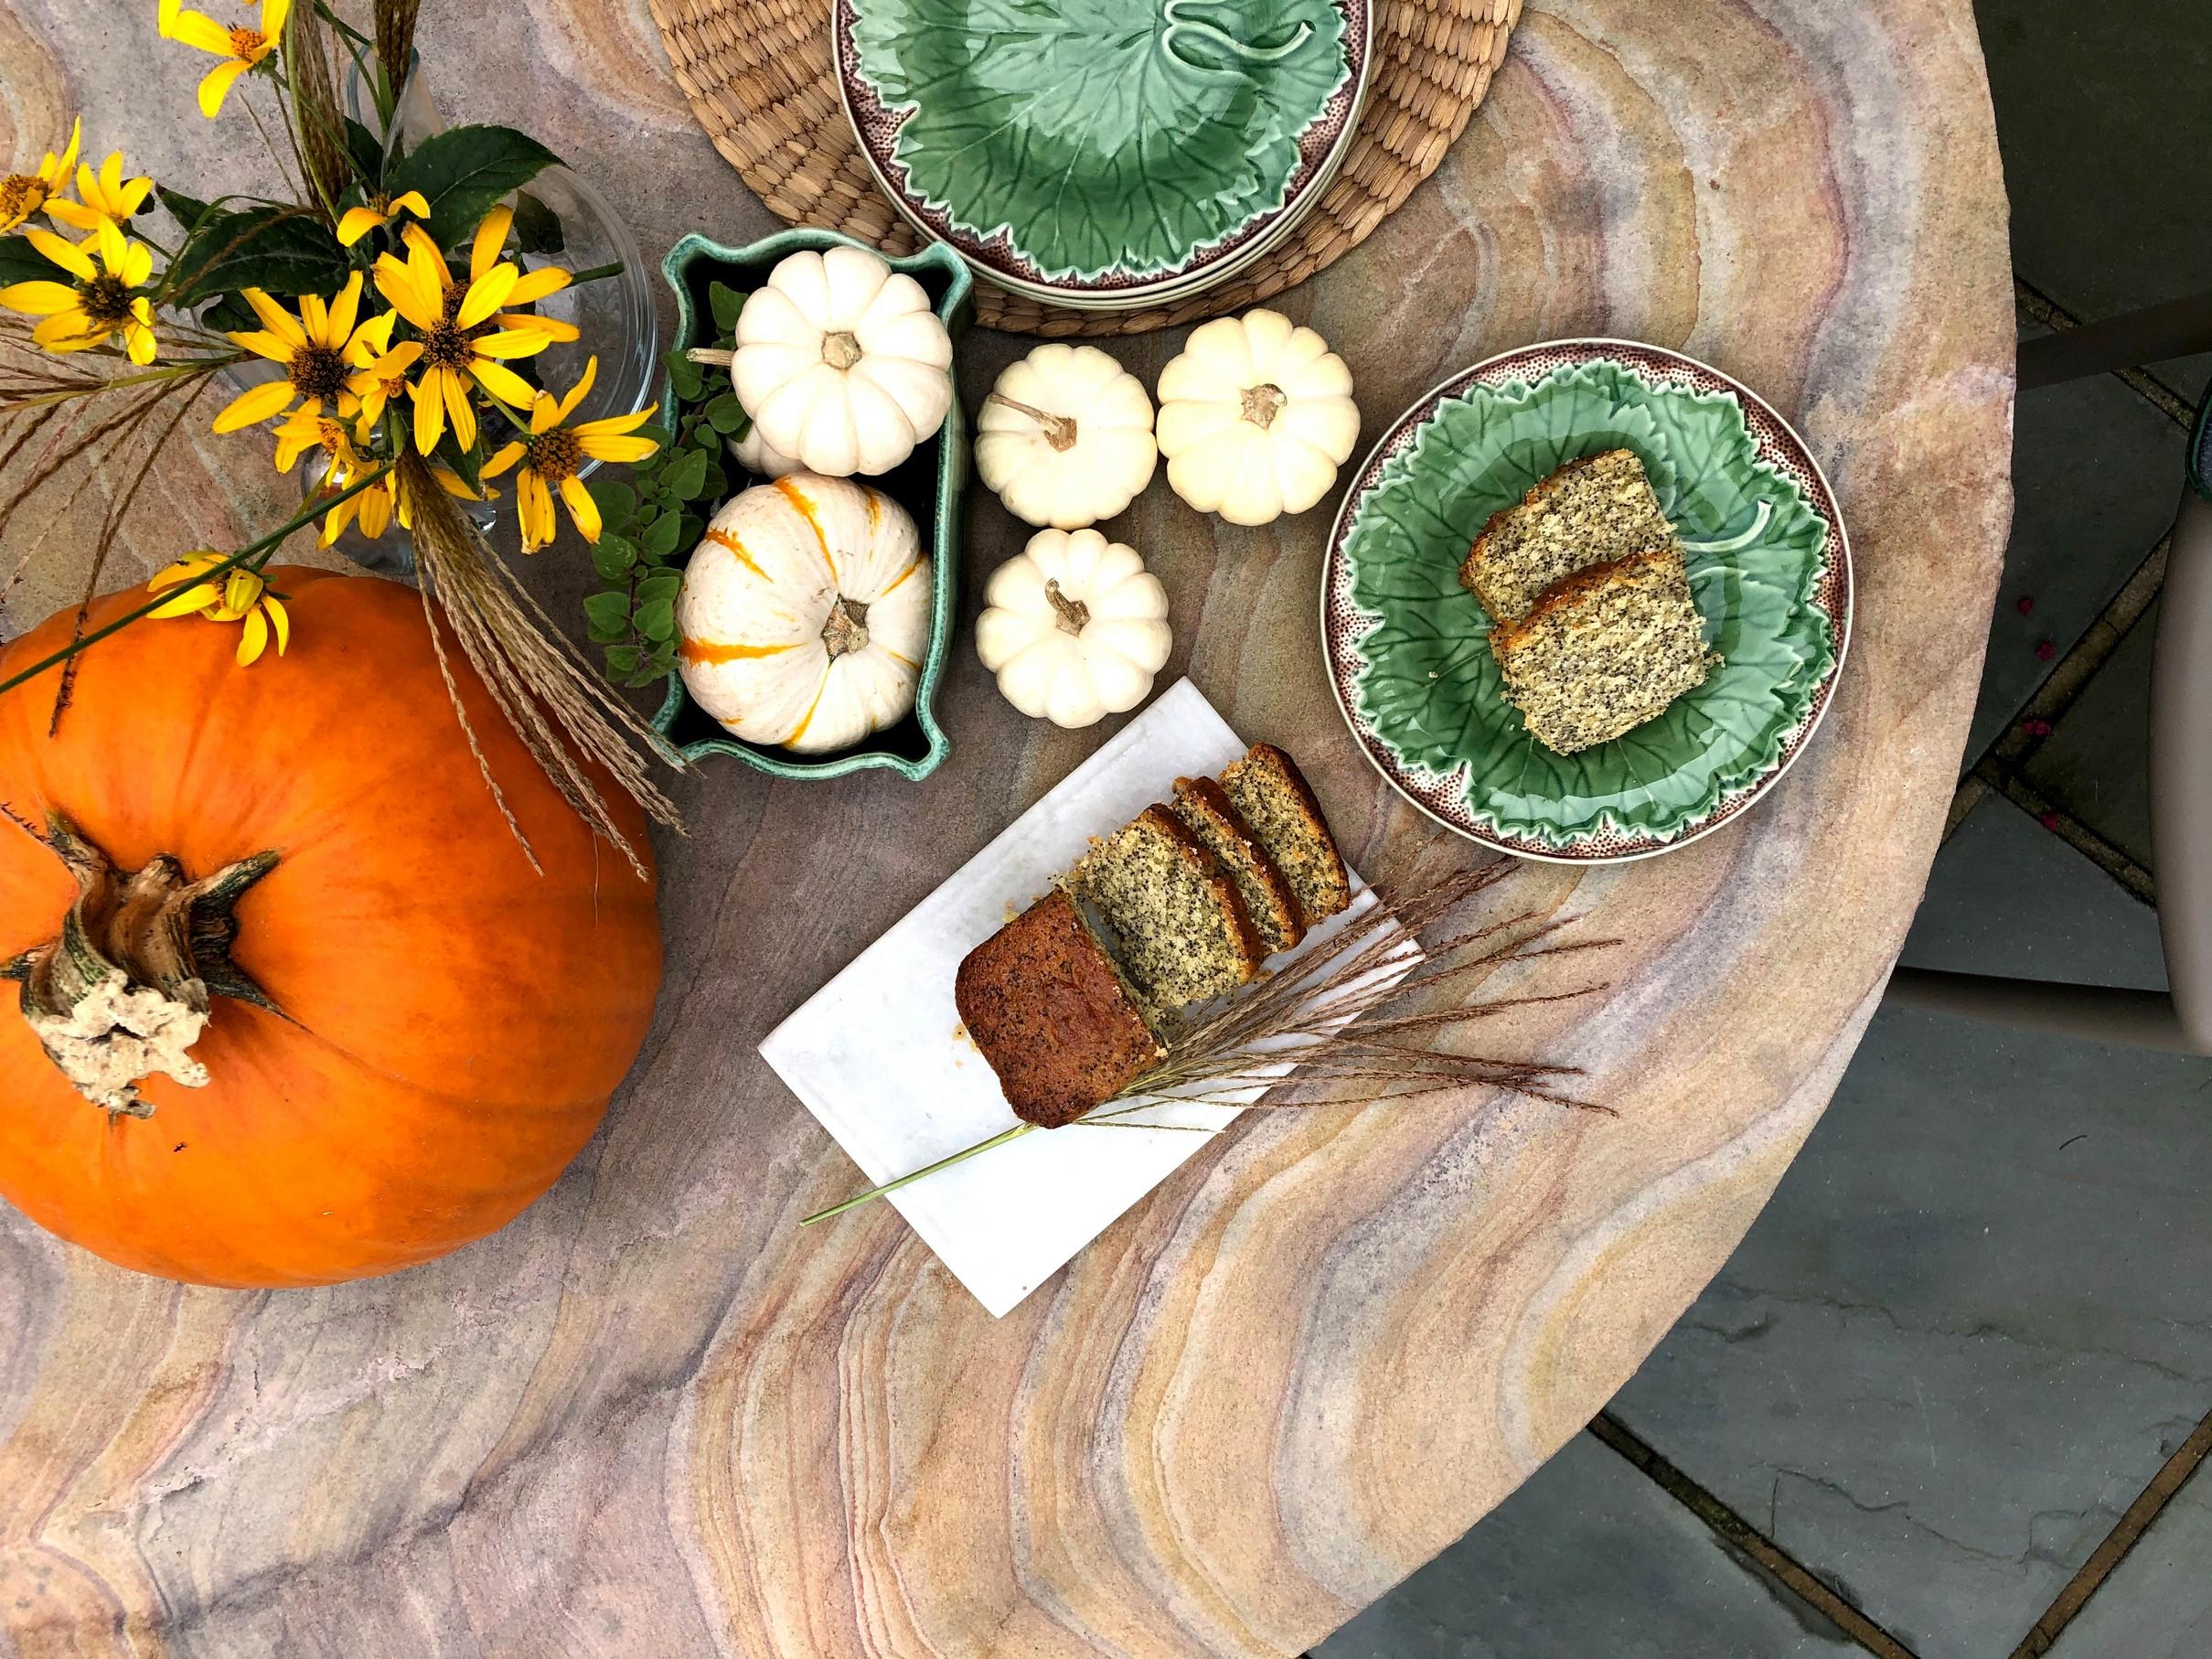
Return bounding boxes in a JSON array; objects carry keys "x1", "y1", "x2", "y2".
[{"x1": 652, "y1": 228, "x2": 971, "y2": 782}]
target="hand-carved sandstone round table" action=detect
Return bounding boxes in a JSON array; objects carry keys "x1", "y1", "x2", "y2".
[{"x1": 0, "y1": 2, "x2": 2013, "y2": 1653}]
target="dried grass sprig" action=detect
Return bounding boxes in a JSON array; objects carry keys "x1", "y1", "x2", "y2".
[
  {"x1": 800, "y1": 862, "x2": 1617, "y2": 1225},
  {"x1": 398, "y1": 453, "x2": 684, "y2": 881},
  {"x1": 374, "y1": 0, "x2": 421, "y2": 92}
]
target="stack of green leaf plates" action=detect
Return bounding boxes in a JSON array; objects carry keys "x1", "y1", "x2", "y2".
[
  {"x1": 833, "y1": 0, "x2": 1373, "y2": 311},
  {"x1": 1322, "y1": 340, "x2": 1854, "y2": 862}
]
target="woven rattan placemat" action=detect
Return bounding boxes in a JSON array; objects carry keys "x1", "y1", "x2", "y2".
[{"x1": 647, "y1": 0, "x2": 1522, "y2": 337}]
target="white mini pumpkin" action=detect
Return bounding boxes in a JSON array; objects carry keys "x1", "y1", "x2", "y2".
[
  {"x1": 678, "y1": 473, "x2": 931, "y2": 754},
  {"x1": 1155, "y1": 308, "x2": 1361, "y2": 526},
  {"x1": 975, "y1": 345, "x2": 1157, "y2": 530},
  {"x1": 729, "y1": 423, "x2": 803, "y2": 479},
  {"x1": 731, "y1": 246, "x2": 953, "y2": 478},
  {"x1": 975, "y1": 529, "x2": 1171, "y2": 729}
]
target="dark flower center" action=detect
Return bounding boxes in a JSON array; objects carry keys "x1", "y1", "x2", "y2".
[
  {"x1": 526, "y1": 427, "x2": 582, "y2": 483},
  {"x1": 0, "y1": 176, "x2": 44, "y2": 223},
  {"x1": 78, "y1": 273, "x2": 134, "y2": 326},
  {"x1": 229, "y1": 27, "x2": 266, "y2": 59},
  {"x1": 421, "y1": 318, "x2": 473, "y2": 371},
  {"x1": 287, "y1": 343, "x2": 347, "y2": 403}
]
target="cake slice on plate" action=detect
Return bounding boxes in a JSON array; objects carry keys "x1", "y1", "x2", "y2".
[
  {"x1": 1459, "y1": 448, "x2": 1676, "y2": 625},
  {"x1": 1491, "y1": 544, "x2": 1718, "y2": 755}
]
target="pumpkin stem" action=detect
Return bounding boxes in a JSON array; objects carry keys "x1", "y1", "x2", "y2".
[
  {"x1": 1241, "y1": 382, "x2": 1288, "y2": 430},
  {"x1": 821, "y1": 594, "x2": 871, "y2": 659},
  {"x1": 685, "y1": 347, "x2": 736, "y2": 369},
  {"x1": 5, "y1": 811, "x2": 280, "y2": 1118},
  {"x1": 1044, "y1": 579, "x2": 1091, "y2": 637},
  {"x1": 821, "y1": 330, "x2": 864, "y2": 371},
  {"x1": 987, "y1": 392, "x2": 1078, "y2": 452}
]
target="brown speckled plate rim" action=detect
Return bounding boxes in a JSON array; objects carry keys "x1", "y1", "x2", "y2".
[
  {"x1": 1320, "y1": 338, "x2": 1855, "y2": 865},
  {"x1": 831, "y1": 0, "x2": 1373, "y2": 310}
]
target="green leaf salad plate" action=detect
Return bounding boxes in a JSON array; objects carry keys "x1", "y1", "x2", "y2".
[
  {"x1": 1322, "y1": 341, "x2": 1853, "y2": 862},
  {"x1": 833, "y1": 0, "x2": 1372, "y2": 309}
]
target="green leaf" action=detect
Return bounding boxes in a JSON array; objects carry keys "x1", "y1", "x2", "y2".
[
  {"x1": 641, "y1": 514, "x2": 684, "y2": 560},
  {"x1": 387, "y1": 123, "x2": 561, "y2": 246},
  {"x1": 663, "y1": 349, "x2": 705, "y2": 402},
  {"x1": 592, "y1": 540, "x2": 637, "y2": 583},
  {"x1": 588, "y1": 478, "x2": 638, "y2": 526},
  {"x1": 635, "y1": 596, "x2": 676, "y2": 642},
  {"x1": 648, "y1": 639, "x2": 679, "y2": 671},
  {"x1": 676, "y1": 513, "x2": 706, "y2": 550},
  {"x1": 707, "y1": 280, "x2": 746, "y2": 332},
  {"x1": 852, "y1": 0, "x2": 1347, "y2": 282},
  {"x1": 635, "y1": 423, "x2": 673, "y2": 451},
  {"x1": 156, "y1": 186, "x2": 213, "y2": 234},
  {"x1": 582, "y1": 591, "x2": 632, "y2": 642},
  {"x1": 636, "y1": 569, "x2": 681, "y2": 606},
  {"x1": 665, "y1": 449, "x2": 711, "y2": 501},
  {"x1": 512, "y1": 190, "x2": 565, "y2": 255},
  {"x1": 165, "y1": 207, "x2": 350, "y2": 305},
  {"x1": 703, "y1": 392, "x2": 749, "y2": 435},
  {"x1": 0, "y1": 235, "x2": 48, "y2": 287},
  {"x1": 201, "y1": 294, "x2": 256, "y2": 334},
  {"x1": 344, "y1": 118, "x2": 389, "y2": 187},
  {"x1": 604, "y1": 644, "x2": 643, "y2": 679}
]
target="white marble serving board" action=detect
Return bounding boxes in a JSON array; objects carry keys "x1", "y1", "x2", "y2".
[{"x1": 760, "y1": 679, "x2": 1412, "y2": 1317}]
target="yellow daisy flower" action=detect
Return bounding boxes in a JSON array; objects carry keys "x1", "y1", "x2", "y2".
[
  {"x1": 371, "y1": 215, "x2": 571, "y2": 456},
  {"x1": 0, "y1": 118, "x2": 80, "y2": 234},
  {"x1": 146, "y1": 553, "x2": 290, "y2": 666},
  {"x1": 45, "y1": 148, "x2": 155, "y2": 234},
  {"x1": 210, "y1": 271, "x2": 387, "y2": 433},
  {"x1": 269, "y1": 404, "x2": 361, "y2": 476},
  {"x1": 336, "y1": 189, "x2": 432, "y2": 249},
  {"x1": 480, "y1": 357, "x2": 660, "y2": 552},
  {"x1": 0, "y1": 220, "x2": 157, "y2": 362},
  {"x1": 319, "y1": 460, "x2": 485, "y2": 547},
  {"x1": 161, "y1": 0, "x2": 294, "y2": 119}
]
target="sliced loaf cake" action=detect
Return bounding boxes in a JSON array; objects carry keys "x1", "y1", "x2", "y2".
[
  {"x1": 1171, "y1": 776, "x2": 1305, "y2": 955},
  {"x1": 1219, "y1": 743, "x2": 1351, "y2": 929},
  {"x1": 1072, "y1": 806, "x2": 1261, "y2": 1026},
  {"x1": 1459, "y1": 449, "x2": 1676, "y2": 624},
  {"x1": 1491, "y1": 544, "x2": 1716, "y2": 755},
  {"x1": 955, "y1": 889, "x2": 1164, "y2": 1129}
]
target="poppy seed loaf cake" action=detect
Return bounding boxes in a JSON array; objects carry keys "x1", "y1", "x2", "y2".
[
  {"x1": 1491, "y1": 545, "x2": 1718, "y2": 755},
  {"x1": 1171, "y1": 776, "x2": 1305, "y2": 955},
  {"x1": 1459, "y1": 449, "x2": 1676, "y2": 624},
  {"x1": 1219, "y1": 744, "x2": 1351, "y2": 929},
  {"x1": 1072, "y1": 806, "x2": 1262, "y2": 1026},
  {"x1": 955, "y1": 890, "x2": 1164, "y2": 1129}
]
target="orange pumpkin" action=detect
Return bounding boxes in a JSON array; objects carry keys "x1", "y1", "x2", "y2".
[{"x1": 0, "y1": 568, "x2": 662, "y2": 1287}]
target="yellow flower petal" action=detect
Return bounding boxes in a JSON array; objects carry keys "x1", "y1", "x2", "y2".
[
  {"x1": 347, "y1": 310, "x2": 401, "y2": 362},
  {"x1": 114, "y1": 176, "x2": 153, "y2": 219},
  {"x1": 211, "y1": 377, "x2": 295, "y2": 433},
  {"x1": 241, "y1": 288, "x2": 306, "y2": 351},
  {"x1": 197, "y1": 58, "x2": 252, "y2": 120},
  {"x1": 357, "y1": 480, "x2": 393, "y2": 540},
  {"x1": 577, "y1": 432, "x2": 660, "y2": 465},
  {"x1": 263, "y1": 595, "x2": 289, "y2": 655},
  {"x1": 555, "y1": 356, "x2": 599, "y2": 424},
  {"x1": 529, "y1": 391, "x2": 560, "y2": 435},
  {"x1": 456, "y1": 263, "x2": 518, "y2": 331},
  {"x1": 506, "y1": 266, "x2": 572, "y2": 308},
  {"x1": 148, "y1": 555, "x2": 218, "y2": 591},
  {"x1": 148, "y1": 582, "x2": 221, "y2": 618},
  {"x1": 336, "y1": 206, "x2": 385, "y2": 247},
  {"x1": 518, "y1": 469, "x2": 555, "y2": 552},
  {"x1": 374, "y1": 252, "x2": 439, "y2": 332},
  {"x1": 227, "y1": 328, "x2": 295, "y2": 364},
  {"x1": 262, "y1": 0, "x2": 293, "y2": 44},
  {"x1": 120, "y1": 240, "x2": 153, "y2": 289},
  {"x1": 411, "y1": 371, "x2": 446, "y2": 456},
  {"x1": 442, "y1": 367, "x2": 477, "y2": 452},
  {"x1": 125, "y1": 317, "x2": 156, "y2": 365},
  {"x1": 390, "y1": 190, "x2": 431, "y2": 219},
  {"x1": 479, "y1": 441, "x2": 527, "y2": 481},
  {"x1": 91, "y1": 219, "x2": 127, "y2": 276},
  {"x1": 471, "y1": 207, "x2": 513, "y2": 283},
  {"x1": 24, "y1": 226, "x2": 93, "y2": 282},
  {"x1": 400, "y1": 222, "x2": 453, "y2": 292},
  {"x1": 493, "y1": 313, "x2": 579, "y2": 344},
  {"x1": 0, "y1": 280, "x2": 80, "y2": 316},
  {"x1": 42, "y1": 198, "x2": 102, "y2": 233},
  {"x1": 166, "y1": 9, "x2": 236, "y2": 55},
  {"x1": 467, "y1": 358, "x2": 537, "y2": 408},
  {"x1": 470, "y1": 326, "x2": 557, "y2": 361},
  {"x1": 560, "y1": 475, "x2": 603, "y2": 543},
  {"x1": 237, "y1": 607, "x2": 269, "y2": 667},
  {"x1": 575, "y1": 402, "x2": 660, "y2": 440}
]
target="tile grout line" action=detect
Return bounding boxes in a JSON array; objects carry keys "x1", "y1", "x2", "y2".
[
  {"x1": 2014, "y1": 277, "x2": 2203, "y2": 429},
  {"x1": 1972, "y1": 761, "x2": 2156, "y2": 903},
  {"x1": 1586, "y1": 1413, "x2": 1922, "y2": 1659},
  {"x1": 2008, "y1": 1406, "x2": 2212, "y2": 1658}
]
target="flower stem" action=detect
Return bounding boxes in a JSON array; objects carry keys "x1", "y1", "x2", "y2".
[
  {"x1": 799, "y1": 1121, "x2": 1034, "y2": 1226},
  {"x1": 0, "y1": 464, "x2": 391, "y2": 699},
  {"x1": 567, "y1": 261, "x2": 625, "y2": 287}
]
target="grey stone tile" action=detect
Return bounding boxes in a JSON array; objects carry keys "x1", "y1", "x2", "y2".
[
  {"x1": 2044, "y1": 1455, "x2": 2212, "y2": 1659},
  {"x1": 1977, "y1": 0, "x2": 2212, "y2": 398},
  {"x1": 1966, "y1": 335, "x2": 2182, "y2": 760},
  {"x1": 1609, "y1": 797, "x2": 2212, "y2": 1659},
  {"x1": 2022, "y1": 599, "x2": 2156, "y2": 872},
  {"x1": 1312, "y1": 1432, "x2": 1858, "y2": 1659}
]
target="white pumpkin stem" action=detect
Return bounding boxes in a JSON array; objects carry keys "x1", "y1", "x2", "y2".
[
  {"x1": 987, "y1": 392, "x2": 1078, "y2": 452},
  {"x1": 685, "y1": 347, "x2": 735, "y2": 369},
  {"x1": 1043, "y1": 579, "x2": 1091, "y2": 636},
  {"x1": 820, "y1": 595, "x2": 871, "y2": 659},
  {"x1": 1240, "y1": 383, "x2": 1288, "y2": 430},
  {"x1": 821, "y1": 331, "x2": 864, "y2": 371},
  {"x1": 3, "y1": 812, "x2": 279, "y2": 1118}
]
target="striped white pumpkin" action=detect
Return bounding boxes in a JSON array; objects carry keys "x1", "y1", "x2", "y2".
[{"x1": 676, "y1": 474, "x2": 930, "y2": 754}]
